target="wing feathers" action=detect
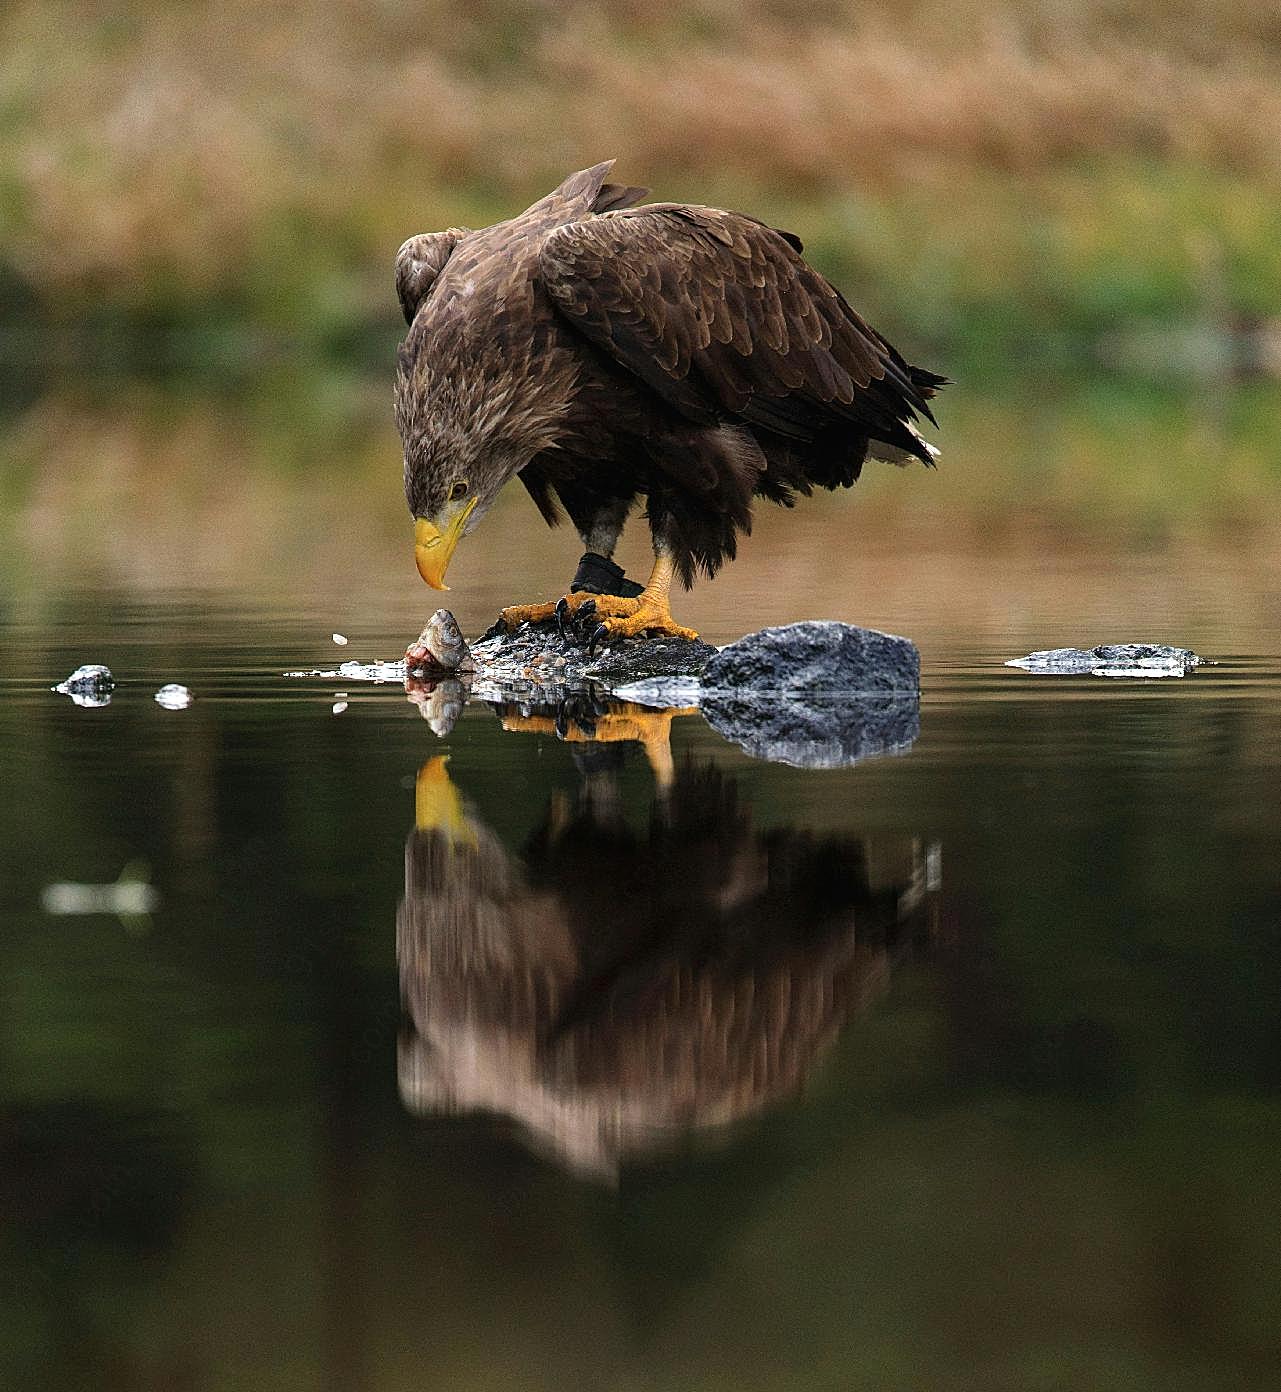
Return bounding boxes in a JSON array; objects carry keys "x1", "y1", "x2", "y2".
[
  {"x1": 542, "y1": 205, "x2": 938, "y2": 451},
  {"x1": 395, "y1": 228, "x2": 468, "y2": 325}
]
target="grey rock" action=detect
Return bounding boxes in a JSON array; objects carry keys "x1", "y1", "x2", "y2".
[
  {"x1": 1007, "y1": 643, "x2": 1206, "y2": 678},
  {"x1": 701, "y1": 621, "x2": 920, "y2": 697},
  {"x1": 698, "y1": 623, "x2": 920, "y2": 768},
  {"x1": 53, "y1": 664, "x2": 115, "y2": 708}
]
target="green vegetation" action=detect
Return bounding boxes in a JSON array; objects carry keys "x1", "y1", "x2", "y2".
[{"x1": 3, "y1": 0, "x2": 1279, "y2": 380}]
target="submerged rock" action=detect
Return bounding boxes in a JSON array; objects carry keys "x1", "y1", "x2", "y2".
[
  {"x1": 53, "y1": 664, "x2": 115, "y2": 707},
  {"x1": 1007, "y1": 644, "x2": 1206, "y2": 678}
]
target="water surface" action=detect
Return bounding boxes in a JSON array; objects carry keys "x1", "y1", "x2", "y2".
[{"x1": 2, "y1": 383, "x2": 1281, "y2": 1389}]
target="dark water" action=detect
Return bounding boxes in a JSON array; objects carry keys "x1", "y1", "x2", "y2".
[{"x1": 3, "y1": 588, "x2": 1281, "y2": 1391}]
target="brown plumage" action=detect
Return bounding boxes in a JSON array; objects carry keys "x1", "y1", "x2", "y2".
[{"x1": 394, "y1": 160, "x2": 946, "y2": 604}]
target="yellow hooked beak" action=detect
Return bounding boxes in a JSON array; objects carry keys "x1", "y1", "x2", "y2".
[{"x1": 414, "y1": 496, "x2": 478, "y2": 590}]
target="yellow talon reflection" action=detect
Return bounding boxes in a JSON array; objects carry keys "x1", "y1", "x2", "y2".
[{"x1": 498, "y1": 701, "x2": 699, "y2": 790}]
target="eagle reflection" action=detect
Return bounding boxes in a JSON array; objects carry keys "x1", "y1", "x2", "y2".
[{"x1": 397, "y1": 712, "x2": 938, "y2": 1180}]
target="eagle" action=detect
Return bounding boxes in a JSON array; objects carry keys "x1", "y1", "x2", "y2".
[{"x1": 394, "y1": 161, "x2": 946, "y2": 644}]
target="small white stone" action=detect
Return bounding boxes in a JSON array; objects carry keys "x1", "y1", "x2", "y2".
[
  {"x1": 332, "y1": 701, "x2": 349, "y2": 715},
  {"x1": 154, "y1": 683, "x2": 193, "y2": 710},
  {"x1": 332, "y1": 633, "x2": 349, "y2": 646}
]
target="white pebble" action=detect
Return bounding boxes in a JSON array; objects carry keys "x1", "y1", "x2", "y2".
[
  {"x1": 154, "y1": 684, "x2": 193, "y2": 710},
  {"x1": 332, "y1": 701, "x2": 349, "y2": 715},
  {"x1": 332, "y1": 632, "x2": 349, "y2": 645}
]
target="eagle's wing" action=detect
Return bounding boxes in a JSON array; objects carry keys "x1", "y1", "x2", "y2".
[
  {"x1": 540, "y1": 205, "x2": 937, "y2": 445},
  {"x1": 395, "y1": 228, "x2": 469, "y2": 325}
]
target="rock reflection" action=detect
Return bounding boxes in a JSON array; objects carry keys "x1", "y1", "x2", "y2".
[{"x1": 397, "y1": 714, "x2": 939, "y2": 1180}]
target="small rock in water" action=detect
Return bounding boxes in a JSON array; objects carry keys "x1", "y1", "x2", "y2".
[
  {"x1": 1006, "y1": 644, "x2": 1205, "y2": 678},
  {"x1": 332, "y1": 700, "x2": 349, "y2": 715},
  {"x1": 53, "y1": 664, "x2": 115, "y2": 708},
  {"x1": 154, "y1": 683, "x2": 194, "y2": 709},
  {"x1": 332, "y1": 632, "x2": 349, "y2": 646}
]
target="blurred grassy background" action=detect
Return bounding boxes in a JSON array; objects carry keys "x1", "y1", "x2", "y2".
[{"x1": 3, "y1": 0, "x2": 1280, "y2": 383}]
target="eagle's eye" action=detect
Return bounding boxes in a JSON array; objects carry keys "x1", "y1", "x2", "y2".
[{"x1": 449, "y1": 480, "x2": 469, "y2": 501}]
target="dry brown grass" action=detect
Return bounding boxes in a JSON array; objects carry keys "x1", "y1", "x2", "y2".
[{"x1": 4, "y1": 0, "x2": 1280, "y2": 305}]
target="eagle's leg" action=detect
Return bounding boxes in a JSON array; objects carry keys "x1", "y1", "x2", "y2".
[
  {"x1": 498, "y1": 501, "x2": 642, "y2": 629},
  {"x1": 498, "y1": 591, "x2": 605, "y2": 629},
  {"x1": 587, "y1": 548, "x2": 699, "y2": 650}
]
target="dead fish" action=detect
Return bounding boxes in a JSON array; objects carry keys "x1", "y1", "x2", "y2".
[{"x1": 406, "y1": 609, "x2": 473, "y2": 673}]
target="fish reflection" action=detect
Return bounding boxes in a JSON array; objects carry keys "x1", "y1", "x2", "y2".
[{"x1": 397, "y1": 709, "x2": 938, "y2": 1180}]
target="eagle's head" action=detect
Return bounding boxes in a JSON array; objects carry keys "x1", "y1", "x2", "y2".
[
  {"x1": 389, "y1": 331, "x2": 570, "y2": 592},
  {"x1": 394, "y1": 344, "x2": 542, "y2": 591}
]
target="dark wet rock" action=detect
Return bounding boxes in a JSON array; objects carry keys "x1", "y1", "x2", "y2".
[
  {"x1": 53, "y1": 664, "x2": 115, "y2": 708},
  {"x1": 702, "y1": 692, "x2": 919, "y2": 769},
  {"x1": 467, "y1": 617, "x2": 711, "y2": 702},
  {"x1": 584, "y1": 635, "x2": 716, "y2": 685},
  {"x1": 701, "y1": 622, "x2": 920, "y2": 697},
  {"x1": 1007, "y1": 643, "x2": 1206, "y2": 678}
]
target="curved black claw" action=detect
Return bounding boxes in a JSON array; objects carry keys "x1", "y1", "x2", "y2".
[
  {"x1": 574, "y1": 598, "x2": 596, "y2": 631},
  {"x1": 587, "y1": 622, "x2": 610, "y2": 657},
  {"x1": 554, "y1": 596, "x2": 570, "y2": 638},
  {"x1": 554, "y1": 704, "x2": 570, "y2": 740}
]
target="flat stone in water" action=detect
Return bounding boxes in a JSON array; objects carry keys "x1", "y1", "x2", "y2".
[{"x1": 1007, "y1": 644, "x2": 1205, "y2": 677}]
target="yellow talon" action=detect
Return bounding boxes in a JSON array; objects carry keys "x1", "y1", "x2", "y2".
[{"x1": 590, "y1": 549, "x2": 698, "y2": 642}]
